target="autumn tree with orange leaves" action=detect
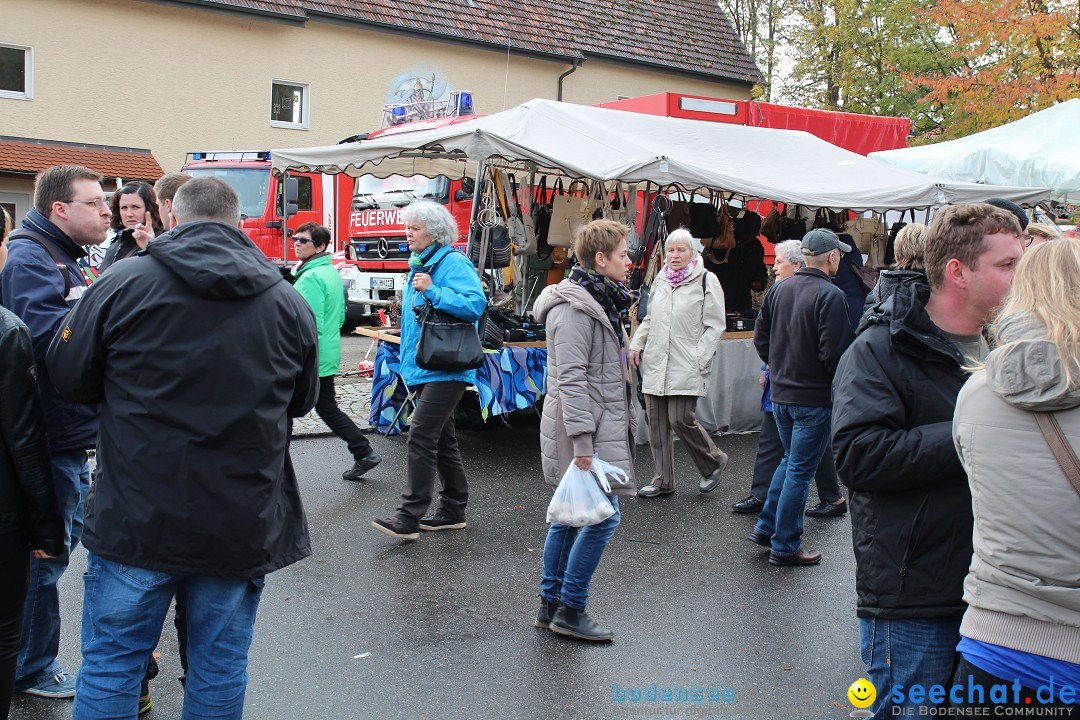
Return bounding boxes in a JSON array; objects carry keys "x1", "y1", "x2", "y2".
[
  {"x1": 774, "y1": 0, "x2": 1079, "y2": 141},
  {"x1": 910, "y1": 0, "x2": 1080, "y2": 139}
]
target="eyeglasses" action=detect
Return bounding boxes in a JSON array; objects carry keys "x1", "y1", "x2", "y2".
[
  {"x1": 1023, "y1": 233, "x2": 1036, "y2": 248},
  {"x1": 62, "y1": 198, "x2": 109, "y2": 210},
  {"x1": 293, "y1": 236, "x2": 314, "y2": 245}
]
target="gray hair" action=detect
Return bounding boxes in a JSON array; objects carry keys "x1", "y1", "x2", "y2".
[
  {"x1": 774, "y1": 239, "x2": 805, "y2": 266},
  {"x1": 665, "y1": 227, "x2": 702, "y2": 261},
  {"x1": 402, "y1": 199, "x2": 458, "y2": 246},
  {"x1": 171, "y1": 177, "x2": 241, "y2": 226}
]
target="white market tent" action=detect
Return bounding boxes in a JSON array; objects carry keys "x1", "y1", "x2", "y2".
[
  {"x1": 871, "y1": 99, "x2": 1080, "y2": 203},
  {"x1": 271, "y1": 98, "x2": 1048, "y2": 211}
]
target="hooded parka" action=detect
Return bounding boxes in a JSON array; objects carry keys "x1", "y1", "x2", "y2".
[
  {"x1": 832, "y1": 278, "x2": 972, "y2": 619},
  {"x1": 629, "y1": 263, "x2": 726, "y2": 397},
  {"x1": 953, "y1": 314, "x2": 1080, "y2": 662},
  {"x1": 45, "y1": 221, "x2": 320, "y2": 579},
  {"x1": 534, "y1": 281, "x2": 636, "y2": 495}
]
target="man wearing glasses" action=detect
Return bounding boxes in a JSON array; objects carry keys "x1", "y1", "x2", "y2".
[
  {"x1": 0, "y1": 165, "x2": 110, "y2": 698},
  {"x1": 292, "y1": 222, "x2": 382, "y2": 481}
]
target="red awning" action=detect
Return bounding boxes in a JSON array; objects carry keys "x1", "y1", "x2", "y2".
[{"x1": 0, "y1": 137, "x2": 163, "y2": 182}]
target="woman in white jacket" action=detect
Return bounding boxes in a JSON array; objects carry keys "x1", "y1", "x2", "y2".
[
  {"x1": 629, "y1": 228, "x2": 729, "y2": 497},
  {"x1": 951, "y1": 237, "x2": 1080, "y2": 711}
]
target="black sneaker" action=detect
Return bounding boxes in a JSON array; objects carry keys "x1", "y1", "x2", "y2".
[
  {"x1": 418, "y1": 512, "x2": 466, "y2": 531},
  {"x1": 343, "y1": 452, "x2": 382, "y2": 481},
  {"x1": 371, "y1": 516, "x2": 419, "y2": 541}
]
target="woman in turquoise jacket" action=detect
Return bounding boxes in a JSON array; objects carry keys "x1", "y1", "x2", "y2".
[
  {"x1": 371, "y1": 200, "x2": 487, "y2": 541},
  {"x1": 293, "y1": 222, "x2": 380, "y2": 481}
]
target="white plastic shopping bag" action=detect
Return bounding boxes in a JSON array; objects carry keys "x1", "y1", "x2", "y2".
[{"x1": 546, "y1": 456, "x2": 631, "y2": 527}]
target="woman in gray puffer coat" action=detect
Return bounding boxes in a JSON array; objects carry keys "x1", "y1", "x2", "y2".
[
  {"x1": 951, "y1": 238, "x2": 1080, "y2": 711},
  {"x1": 533, "y1": 220, "x2": 636, "y2": 643}
]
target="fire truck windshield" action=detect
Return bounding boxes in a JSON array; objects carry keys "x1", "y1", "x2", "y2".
[
  {"x1": 352, "y1": 174, "x2": 449, "y2": 210},
  {"x1": 184, "y1": 167, "x2": 270, "y2": 219}
]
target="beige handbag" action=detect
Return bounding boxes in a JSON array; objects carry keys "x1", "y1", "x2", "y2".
[{"x1": 547, "y1": 179, "x2": 590, "y2": 248}]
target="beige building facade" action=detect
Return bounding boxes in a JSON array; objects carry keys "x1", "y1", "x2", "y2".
[{"x1": 1, "y1": 0, "x2": 757, "y2": 218}]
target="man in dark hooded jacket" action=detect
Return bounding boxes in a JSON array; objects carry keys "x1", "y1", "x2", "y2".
[
  {"x1": 831, "y1": 203, "x2": 1024, "y2": 719},
  {"x1": 47, "y1": 177, "x2": 319, "y2": 719}
]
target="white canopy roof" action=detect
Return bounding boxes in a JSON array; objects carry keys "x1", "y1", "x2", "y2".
[
  {"x1": 871, "y1": 100, "x2": 1080, "y2": 202},
  {"x1": 272, "y1": 99, "x2": 1048, "y2": 211}
]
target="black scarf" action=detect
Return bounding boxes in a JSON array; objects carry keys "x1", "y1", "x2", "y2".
[{"x1": 569, "y1": 266, "x2": 635, "y2": 344}]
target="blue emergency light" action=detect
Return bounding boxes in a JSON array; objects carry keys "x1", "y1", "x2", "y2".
[
  {"x1": 356, "y1": 244, "x2": 367, "y2": 253},
  {"x1": 398, "y1": 243, "x2": 408, "y2": 252}
]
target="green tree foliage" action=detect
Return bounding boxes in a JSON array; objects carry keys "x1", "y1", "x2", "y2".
[
  {"x1": 716, "y1": 0, "x2": 788, "y2": 100},
  {"x1": 781, "y1": 0, "x2": 956, "y2": 135}
]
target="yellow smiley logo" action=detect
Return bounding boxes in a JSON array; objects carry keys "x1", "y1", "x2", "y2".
[{"x1": 847, "y1": 678, "x2": 876, "y2": 709}]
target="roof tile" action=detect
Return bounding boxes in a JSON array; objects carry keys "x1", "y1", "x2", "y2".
[
  {"x1": 175, "y1": 0, "x2": 763, "y2": 85},
  {"x1": 0, "y1": 138, "x2": 164, "y2": 181}
]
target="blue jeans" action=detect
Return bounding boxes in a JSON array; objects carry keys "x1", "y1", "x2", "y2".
[
  {"x1": 73, "y1": 554, "x2": 265, "y2": 720},
  {"x1": 754, "y1": 404, "x2": 831, "y2": 556},
  {"x1": 540, "y1": 496, "x2": 620, "y2": 610},
  {"x1": 859, "y1": 617, "x2": 962, "y2": 719},
  {"x1": 15, "y1": 450, "x2": 89, "y2": 687}
]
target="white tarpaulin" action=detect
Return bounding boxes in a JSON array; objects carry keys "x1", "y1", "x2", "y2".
[
  {"x1": 871, "y1": 100, "x2": 1080, "y2": 202},
  {"x1": 272, "y1": 99, "x2": 1048, "y2": 211}
]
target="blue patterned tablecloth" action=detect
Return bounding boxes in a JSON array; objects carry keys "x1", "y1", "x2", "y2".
[{"x1": 369, "y1": 342, "x2": 548, "y2": 435}]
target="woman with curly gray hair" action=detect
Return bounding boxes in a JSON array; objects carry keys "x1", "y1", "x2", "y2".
[{"x1": 371, "y1": 200, "x2": 487, "y2": 541}]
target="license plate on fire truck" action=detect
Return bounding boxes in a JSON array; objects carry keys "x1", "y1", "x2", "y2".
[{"x1": 370, "y1": 277, "x2": 395, "y2": 290}]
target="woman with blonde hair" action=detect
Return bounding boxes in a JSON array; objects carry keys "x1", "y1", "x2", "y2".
[
  {"x1": 863, "y1": 222, "x2": 929, "y2": 317},
  {"x1": 629, "y1": 228, "x2": 728, "y2": 497},
  {"x1": 534, "y1": 219, "x2": 637, "y2": 642},
  {"x1": 950, "y1": 237, "x2": 1080, "y2": 711}
]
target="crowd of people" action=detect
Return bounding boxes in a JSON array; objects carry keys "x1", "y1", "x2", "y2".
[{"x1": 0, "y1": 164, "x2": 1077, "y2": 719}]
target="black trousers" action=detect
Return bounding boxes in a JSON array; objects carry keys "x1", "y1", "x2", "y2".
[
  {"x1": 750, "y1": 410, "x2": 842, "y2": 503},
  {"x1": 0, "y1": 524, "x2": 30, "y2": 718},
  {"x1": 315, "y1": 375, "x2": 372, "y2": 461},
  {"x1": 395, "y1": 381, "x2": 469, "y2": 527},
  {"x1": 951, "y1": 655, "x2": 1079, "y2": 714}
]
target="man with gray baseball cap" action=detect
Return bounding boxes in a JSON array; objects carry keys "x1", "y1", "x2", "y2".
[{"x1": 749, "y1": 228, "x2": 852, "y2": 566}]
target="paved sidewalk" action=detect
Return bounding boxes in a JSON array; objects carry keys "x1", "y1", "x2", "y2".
[{"x1": 291, "y1": 376, "x2": 375, "y2": 438}]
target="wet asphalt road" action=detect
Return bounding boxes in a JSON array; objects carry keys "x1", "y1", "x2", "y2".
[{"x1": 10, "y1": 411, "x2": 866, "y2": 720}]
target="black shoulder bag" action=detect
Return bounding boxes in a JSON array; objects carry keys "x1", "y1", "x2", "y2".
[{"x1": 413, "y1": 253, "x2": 484, "y2": 371}]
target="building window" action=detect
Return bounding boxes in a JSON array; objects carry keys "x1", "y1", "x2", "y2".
[
  {"x1": 271, "y1": 80, "x2": 308, "y2": 129},
  {"x1": 0, "y1": 43, "x2": 32, "y2": 100}
]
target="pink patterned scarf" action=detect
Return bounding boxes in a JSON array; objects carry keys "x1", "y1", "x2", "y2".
[{"x1": 660, "y1": 260, "x2": 697, "y2": 286}]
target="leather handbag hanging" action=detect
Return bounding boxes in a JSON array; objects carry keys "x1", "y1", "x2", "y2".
[
  {"x1": 664, "y1": 186, "x2": 691, "y2": 231},
  {"x1": 760, "y1": 207, "x2": 781, "y2": 244},
  {"x1": 547, "y1": 179, "x2": 590, "y2": 248},
  {"x1": 467, "y1": 176, "x2": 512, "y2": 269},
  {"x1": 780, "y1": 206, "x2": 807, "y2": 240}
]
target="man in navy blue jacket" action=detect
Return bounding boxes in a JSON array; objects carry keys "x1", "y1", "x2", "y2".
[
  {"x1": 0, "y1": 165, "x2": 109, "y2": 698},
  {"x1": 751, "y1": 229, "x2": 852, "y2": 566}
]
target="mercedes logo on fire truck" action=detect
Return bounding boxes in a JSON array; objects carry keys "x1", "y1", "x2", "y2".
[{"x1": 377, "y1": 238, "x2": 389, "y2": 258}]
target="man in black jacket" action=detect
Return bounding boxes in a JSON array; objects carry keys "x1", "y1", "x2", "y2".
[
  {"x1": 751, "y1": 229, "x2": 852, "y2": 566},
  {"x1": 831, "y1": 203, "x2": 1024, "y2": 719},
  {"x1": 46, "y1": 177, "x2": 319, "y2": 718},
  {"x1": 0, "y1": 165, "x2": 108, "y2": 698}
]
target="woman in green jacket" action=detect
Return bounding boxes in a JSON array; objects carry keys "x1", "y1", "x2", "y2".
[{"x1": 293, "y1": 222, "x2": 381, "y2": 481}]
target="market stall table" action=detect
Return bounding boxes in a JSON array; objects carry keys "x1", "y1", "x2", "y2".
[{"x1": 355, "y1": 327, "x2": 547, "y2": 435}]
